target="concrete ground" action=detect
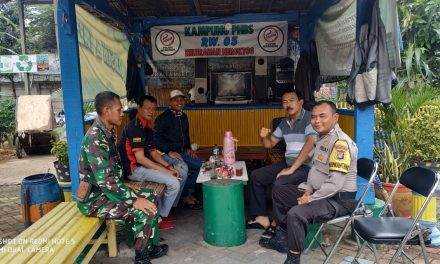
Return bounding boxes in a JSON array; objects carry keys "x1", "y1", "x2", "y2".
[
  {"x1": 0, "y1": 154, "x2": 439, "y2": 263},
  {"x1": 0, "y1": 154, "x2": 56, "y2": 185}
]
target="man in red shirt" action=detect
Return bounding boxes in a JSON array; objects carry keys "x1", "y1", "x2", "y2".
[{"x1": 119, "y1": 95, "x2": 188, "y2": 230}]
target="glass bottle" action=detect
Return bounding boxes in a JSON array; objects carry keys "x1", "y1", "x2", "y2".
[
  {"x1": 213, "y1": 144, "x2": 220, "y2": 159},
  {"x1": 267, "y1": 86, "x2": 273, "y2": 101}
]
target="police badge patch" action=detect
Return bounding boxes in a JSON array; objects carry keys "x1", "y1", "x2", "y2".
[
  {"x1": 328, "y1": 140, "x2": 351, "y2": 173},
  {"x1": 334, "y1": 144, "x2": 348, "y2": 160}
]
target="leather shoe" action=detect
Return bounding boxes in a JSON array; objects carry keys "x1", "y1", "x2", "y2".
[
  {"x1": 149, "y1": 244, "x2": 168, "y2": 259},
  {"x1": 134, "y1": 249, "x2": 151, "y2": 264},
  {"x1": 284, "y1": 251, "x2": 301, "y2": 264},
  {"x1": 259, "y1": 226, "x2": 288, "y2": 253}
]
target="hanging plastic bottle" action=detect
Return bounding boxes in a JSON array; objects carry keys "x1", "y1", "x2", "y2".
[
  {"x1": 267, "y1": 86, "x2": 273, "y2": 101},
  {"x1": 213, "y1": 144, "x2": 220, "y2": 159},
  {"x1": 223, "y1": 131, "x2": 238, "y2": 166}
]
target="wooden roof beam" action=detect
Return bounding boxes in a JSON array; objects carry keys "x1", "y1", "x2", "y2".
[
  {"x1": 107, "y1": 0, "x2": 130, "y2": 16},
  {"x1": 264, "y1": 0, "x2": 274, "y2": 12},
  {"x1": 193, "y1": 0, "x2": 203, "y2": 15},
  {"x1": 156, "y1": 0, "x2": 170, "y2": 17},
  {"x1": 233, "y1": 0, "x2": 240, "y2": 13},
  {"x1": 187, "y1": 0, "x2": 202, "y2": 16}
]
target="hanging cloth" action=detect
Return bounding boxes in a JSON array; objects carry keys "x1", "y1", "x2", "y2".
[
  {"x1": 347, "y1": 0, "x2": 392, "y2": 105},
  {"x1": 126, "y1": 45, "x2": 145, "y2": 103}
]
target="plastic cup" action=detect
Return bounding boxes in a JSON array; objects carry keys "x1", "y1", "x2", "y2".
[{"x1": 235, "y1": 167, "x2": 243, "y2": 177}]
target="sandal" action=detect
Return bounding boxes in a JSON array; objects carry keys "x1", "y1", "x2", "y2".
[
  {"x1": 245, "y1": 220, "x2": 265, "y2": 230},
  {"x1": 261, "y1": 225, "x2": 276, "y2": 239},
  {"x1": 193, "y1": 198, "x2": 203, "y2": 205},
  {"x1": 181, "y1": 201, "x2": 203, "y2": 210}
]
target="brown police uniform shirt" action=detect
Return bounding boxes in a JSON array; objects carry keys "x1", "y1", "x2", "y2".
[{"x1": 299, "y1": 124, "x2": 358, "y2": 202}]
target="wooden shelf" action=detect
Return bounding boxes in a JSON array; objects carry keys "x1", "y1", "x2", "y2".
[{"x1": 196, "y1": 146, "x2": 268, "y2": 161}]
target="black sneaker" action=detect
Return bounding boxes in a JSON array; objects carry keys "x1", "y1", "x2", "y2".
[
  {"x1": 134, "y1": 249, "x2": 151, "y2": 264},
  {"x1": 284, "y1": 251, "x2": 301, "y2": 264},
  {"x1": 259, "y1": 226, "x2": 288, "y2": 253},
  {"x1": 149, "y1": 244, "x2": 169, "y2": 259}
]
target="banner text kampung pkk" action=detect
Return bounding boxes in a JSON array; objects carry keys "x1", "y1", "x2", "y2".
[{"x1": 151, "y1": 21, "x2": 288, "y2": 60}]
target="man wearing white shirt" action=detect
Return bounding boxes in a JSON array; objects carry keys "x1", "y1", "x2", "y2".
[{"x1": 247, "y1": 89, "x2": 317, "y2": 233}]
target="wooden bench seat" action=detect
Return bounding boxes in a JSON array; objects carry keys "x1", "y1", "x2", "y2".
[
  {"x1": 0, "y1": 202, "x2": 116, "y2": 264},
  {"x1": 0, "y1": 181, "x2": 166, "y2": 264},
  {"x1": 196, "y1": 146, "x2": 268, "y2": 161}
]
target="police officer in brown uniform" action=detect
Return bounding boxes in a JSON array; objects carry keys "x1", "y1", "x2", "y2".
[{"x1": 261, "y1": 101, "x2": 358, "y2": 264}]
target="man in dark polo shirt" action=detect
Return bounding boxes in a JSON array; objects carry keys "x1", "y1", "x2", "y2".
[
  {"x1": 247, "y1": 89, "x2": 317, "y2": 234},
  {"x1": 153, "y1": 90, "x2": 202, "y2": 209},
  {"x1": 119, "y1": 95, "x2": 188, "y2": 230}
]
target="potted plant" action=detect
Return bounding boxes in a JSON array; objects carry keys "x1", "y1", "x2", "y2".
[
  {"x1": 50, "y1": 140, "x2": 70, "y2": 182},
  {"x1": 374, "y1": 83, "x2": 439, "y2": 216},
  {"x1": 373, "y1": 132, "x2": 412, "y2": 217},
  {"x1": 373, "y1": 85, "x2": 439, "y2": 217},
  {"x1": 402, "y1": 103, "x2": 440, "y2": 245}
]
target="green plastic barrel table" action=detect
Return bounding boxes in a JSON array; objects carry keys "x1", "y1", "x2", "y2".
[{"x1": 203, "y1": 179, "x2": 246, "y2": 246}]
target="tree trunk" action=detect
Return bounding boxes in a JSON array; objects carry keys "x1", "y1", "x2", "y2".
[{"x1": 11, "y1": 79, "x2": 16, "y2": 99}]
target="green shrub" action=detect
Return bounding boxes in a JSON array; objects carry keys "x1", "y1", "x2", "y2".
[
  {"x1": 0, "y1": 99, "x2": 16, "y2": 140},
  {"x1": 374, "y1": 84, "x2": 440, "y2": 182},
  {"x1": 50, "y1": 140, "x2": 68, "y2": 165},
  {"x1": 404, "y1": 105, "x2": 440, "y2": 162},
  {"x1": 374, "y1": 132, "x2": 407, "y2": 183}
]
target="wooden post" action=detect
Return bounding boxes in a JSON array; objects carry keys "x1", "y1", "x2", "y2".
[{"x1": 106, "y1": 220, "x2": 117, "y2": 257}]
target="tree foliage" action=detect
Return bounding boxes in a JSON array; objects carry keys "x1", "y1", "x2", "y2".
[
  {"x1": 0, "y1": 98, "x2": 16, "y2": 139},
  {"x1": 374, "y1": 84, "x2": 440, "y2": 182},
  {"x1": 0, "y1": 0, "x2": 56, "y2": 98},
  {"x1": 0, "y1": 0, "x2": 56, "y2": 55},
  {"x1": 26, "y1": 4, "x2": 57, "y2": 53},
  {"x1": 398, "y1": 0, "x2": 440, "y2": 85},
  {"x1": 0, "y1": 0, "x2": 20, "y2": 55}
]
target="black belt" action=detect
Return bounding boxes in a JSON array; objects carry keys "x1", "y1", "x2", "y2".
[{"x1": 335, "y1": 191, "x2": 356, "y2": 200}]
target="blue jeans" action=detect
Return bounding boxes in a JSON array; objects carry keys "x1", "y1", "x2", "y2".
[
  {"x1": 163, "y1": 151, "x2": 202, "y2": 198},
  {"x1": 128, "y1": 163, "x2": 188, "y2": 217}
]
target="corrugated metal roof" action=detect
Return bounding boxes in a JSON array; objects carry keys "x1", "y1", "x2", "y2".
[{"x1": 110, "y1": 0, "x2": 319, "y2": 17}]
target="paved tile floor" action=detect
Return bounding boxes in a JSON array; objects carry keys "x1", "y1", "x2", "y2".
[{"x1": 1, "y1": 183, "x2": 440, "y2": 263}]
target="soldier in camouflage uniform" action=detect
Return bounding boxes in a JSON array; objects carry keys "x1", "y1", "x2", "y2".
[{"x1": 77, "y1": 91, "x2": 158, "y2": 264}]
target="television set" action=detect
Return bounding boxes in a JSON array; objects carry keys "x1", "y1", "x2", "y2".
[{"x1": 209, "y1": 72, "x2": 253, "y2": 104}]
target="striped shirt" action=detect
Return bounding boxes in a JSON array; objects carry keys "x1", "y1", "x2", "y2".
[{"x1": 272, "y1": 109, "x2": 317, "y2": 166}]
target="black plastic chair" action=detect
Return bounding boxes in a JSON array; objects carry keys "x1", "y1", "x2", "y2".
[
  {"x1": 272, "y1": 117, "x2": 286, "y2": 151},
  {"x1": 267, "y1": 117, "x2": 287, "y2": 164},
  {"x1": 352, "y1": 167, "x2": 439, "y2": 264},
  {"x1": 303, "y1": 158, "x2": 378, "y2": 264}
]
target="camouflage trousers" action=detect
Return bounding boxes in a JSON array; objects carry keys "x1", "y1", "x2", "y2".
[{"x1": 89, "y1": 189, "x2": 158, "y2": 251}]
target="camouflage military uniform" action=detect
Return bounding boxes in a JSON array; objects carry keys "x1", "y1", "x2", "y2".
[{"x1": 77, "y1": 117, "x2": 158, "y2": 251}]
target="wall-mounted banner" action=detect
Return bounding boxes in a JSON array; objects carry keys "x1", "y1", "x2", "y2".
[
  {"x1": 151, "y1": 21, "x2": 288, "y2": 60},
  {"x1": 1, "y1": 55, "x2": 41, "y2": 73},
  {"x1": 0, "y1": 54, "x2": 61, "y2": 74},
  {"x1": 76, "y1": 5, "x2": 129, "y2": 100}
]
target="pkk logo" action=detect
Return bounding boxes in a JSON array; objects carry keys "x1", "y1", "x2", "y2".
[
  {"x1": 16, "y1": 55, "x2": 33, "y2": 72},
  {"x1": 155, "y1": 30, "x2": 181, "y2": 56},
  {"x1": 258, "y1": 25, "x2": 284, "y2": 53}
]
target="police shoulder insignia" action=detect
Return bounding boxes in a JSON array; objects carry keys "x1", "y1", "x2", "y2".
[
  {"x1": 133, "y1": 137, "x2": 142, "y2": 143},
  {"x1": 328, "y1": 140, "x2": 351, "y2": 173}
]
